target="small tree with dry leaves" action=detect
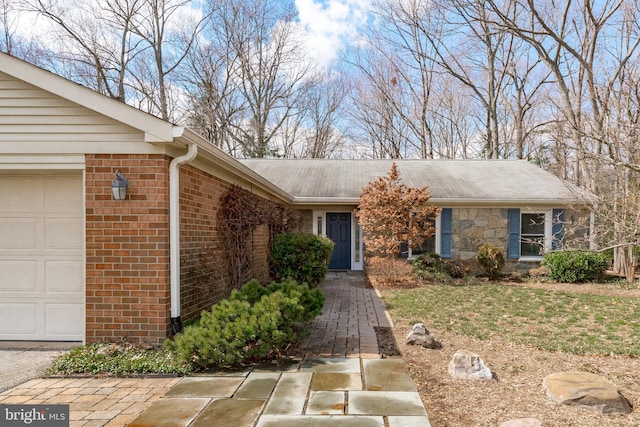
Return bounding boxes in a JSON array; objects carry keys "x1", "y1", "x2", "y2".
[{"x1": 355, "y1": 163, "x2": 441, "y2": 262}]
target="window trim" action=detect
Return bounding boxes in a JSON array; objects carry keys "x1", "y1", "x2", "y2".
[
  {"x1": 519, "y1": 209, "x2": 553, "y2": 261},
  {"x1": 407, "y1": 211, "x2": 442, "y2": 258}
]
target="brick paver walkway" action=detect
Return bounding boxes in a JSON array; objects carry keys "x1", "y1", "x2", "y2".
[
  {"x1": 298, "y1": 272, "x2": 393, "y2": 358},
  {"x1": 0, "y1": 272, "x2": 431, "y2": 426}
]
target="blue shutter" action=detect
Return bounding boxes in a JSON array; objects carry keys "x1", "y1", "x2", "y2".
[
  {"x1": 508, "y1": 208, "x2": 521, "y2": 259},
  {"x1": 552, "y1": 208, "x2": 565, "y2": 250},
  {"x1": 440, "y1": 208, "x2": 452, "y2": 259}
]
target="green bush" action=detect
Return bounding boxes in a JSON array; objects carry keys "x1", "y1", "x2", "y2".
[
  {"x1": 476, "y1": 243, "x2": 505, "y2": 279},
  {"x1": 270, "y1": 233, "x2": 334, "y2": 286},
  {"x1": 412, "y1": 253, "x2": 451, "y2": 282},
  {"x1": 541, "y1": 251, "x2": 608, "y2": 283},
  {"x1": 165, "y1": 279, "x2": 324, "y2": 369}
]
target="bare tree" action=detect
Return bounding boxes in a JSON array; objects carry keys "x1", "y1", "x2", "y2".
[
  {"x1": 486, "y1": 0, "x2": 640, "y2": 278},
  {"x1": 25, "y1": 0, "x2": 143, "y2": 101}
]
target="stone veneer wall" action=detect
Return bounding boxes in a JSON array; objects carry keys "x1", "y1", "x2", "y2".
[{"x1": 451, "y1": 208, "x2": 509, "y2": 260}]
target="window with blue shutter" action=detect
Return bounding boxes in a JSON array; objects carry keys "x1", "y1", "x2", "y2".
[
  {"x1": 508, "y1": 208, "x2": 521, "y2": 259},
  {"x1": 552, "y1": 208, "x2": 565, "y2": 250},
  {"x1": 440, "y1": 208, "x2": 452, "y2": 259}
]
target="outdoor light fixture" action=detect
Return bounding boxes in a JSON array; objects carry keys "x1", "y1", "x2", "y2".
[{"x1": 111, "y1": 170, "x2": 129, "y2": 200}]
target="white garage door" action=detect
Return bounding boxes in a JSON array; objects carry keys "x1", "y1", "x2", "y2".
[{"x1": 0, "y1": 172, "x2": 84, "y2": 341}]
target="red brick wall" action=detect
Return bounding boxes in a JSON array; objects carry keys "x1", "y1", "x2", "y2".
[
  {"x1": 85, "y1": 154, "x2": 171, "y2": 345},
  {"x1": 178, "y1": 165, "x2": 272, "y2": 323},
  {"x1": 85, "y1": 155, "x2": 279, "y2": 344}
]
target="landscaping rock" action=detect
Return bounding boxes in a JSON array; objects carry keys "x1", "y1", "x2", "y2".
[
  {"x1": 498, "y1": 418, "x2": 543, "y2": 427},
  {"x1": 447, "y1": 349, "x2": 493, "y2": 380},
  {"x1": 405, "y1": 323, "x2": 440, "y2": 349},
  {"x1": 542, "y1": 372, "x2": 632, "y2": 414}
]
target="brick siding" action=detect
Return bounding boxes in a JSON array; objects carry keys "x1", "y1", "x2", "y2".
[
  {"x1": 85, "y1": 154, "x2": 171, "y2": 345},
  {"x1": 85, "y1": 156, "x2": 277, "y2": 344}
]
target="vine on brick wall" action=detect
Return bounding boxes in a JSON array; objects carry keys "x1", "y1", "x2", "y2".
[{"x1": 221, "y1": 185, "x2": 300, "y2": 289}]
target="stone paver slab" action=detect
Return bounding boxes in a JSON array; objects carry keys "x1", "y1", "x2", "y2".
[
  {"x1": 348, "y1": 391, "x2": 427, "y2": 416},
  {"x1": 388, "y1": 416, "x2": 433, "y2": 427},
  {"x1": 234, "y1": 372, "x2": 279, "y2": 399},
  {"x1": 311, "y1": 373, "x2": 363, "y2": 391},
  {"x1": 300, "y1": 358, "x2": 361, "y2": 373},
  {"x1": 190, "y1": 398, "x2": 264, "y2": 427},
  {"x1": 263, "y1": 372, "x2": 312, "y2": 415},
  {"x1": 128, "y1": 397, "x2": 209, "y2": 427},
  {"x1": 363, "y1": 359, "x2": 417, "y2": 391},
  {"x1": 306, "y1": 391, "x2": 346, "y2": 415},
  {"x1": 165, "y1": 377, "x2": 243, "y2": 398},
  {"x1": 256, "y1": 415, "x2": 385, "y2": 427}
]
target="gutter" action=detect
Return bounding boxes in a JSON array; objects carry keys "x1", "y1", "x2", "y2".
[{"x1": 169, "y1": 140, "x2": 198, "y2": 334}]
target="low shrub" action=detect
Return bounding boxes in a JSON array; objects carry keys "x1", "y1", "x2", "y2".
[
  {"x1": 165, "y1": 279, "x2": 324, "y2": 369},
  {"x1": 47, "y1": 342, "x2": 192, "y2": 376},
  {"x1": 270, "y1": 233, "x2": 334, "y2": 287},
  {"x1": 443, "y1": 259, "x2": 478, "y2": 279},
  {"x1": 412, "y1": 253, "x2": 451, "y2": 282},
  {"x1": 476, "y1": 243, "x2": 505, "y2": 279},
  {"x1": 541, "y1": 251, "x2": 608, "y2": 283}
]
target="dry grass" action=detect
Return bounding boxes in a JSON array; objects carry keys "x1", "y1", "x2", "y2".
[{"x1": 368, "y1": 259, "x2": 640, "y2": 427}]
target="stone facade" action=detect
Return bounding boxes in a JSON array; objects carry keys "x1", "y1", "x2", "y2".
[{"x1": 452, "y1": 208, "x2": 509, "y2": 260}]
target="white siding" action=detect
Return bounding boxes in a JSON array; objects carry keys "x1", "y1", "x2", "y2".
[{"x1": 0, "y1": 72, "x2": 145, "y2": 143}]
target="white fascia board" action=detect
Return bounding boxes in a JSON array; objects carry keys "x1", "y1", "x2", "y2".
[{"x1": 0, "y1": 53, "x2": 174, "y2": 143}]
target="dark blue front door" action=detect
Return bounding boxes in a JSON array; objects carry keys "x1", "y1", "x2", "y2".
[{"x1": 327, "y1": 213, "x2": 351, "y2": 270}]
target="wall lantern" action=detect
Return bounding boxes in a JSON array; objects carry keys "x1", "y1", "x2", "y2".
[{"x1": 111, "y1": 170, "x2": 129, "y2": 200}]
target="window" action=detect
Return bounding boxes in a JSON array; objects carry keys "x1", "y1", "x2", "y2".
[
  {"x1": 402, "y1": 210, "x2": 447, "y2": 258},
  {"x1": 520, "y1": 212, "x2": 546, "y2": 257},
  {"x1": 509, "y1": 208, "x2": 564, "y2": 259}
]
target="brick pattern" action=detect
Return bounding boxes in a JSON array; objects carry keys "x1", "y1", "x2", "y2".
[
  {"x1": 85, "y1": 154, "x2": 171, "y2": 344},
  {"x1": 85, "y1": 155, "x2": 284, "y2": 344},
  {"x1": 170, "y1": 165, "x2": 274, "y2": 325}
]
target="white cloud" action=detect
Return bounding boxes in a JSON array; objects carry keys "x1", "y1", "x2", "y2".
[{"x1": 295, "y1": 0, "x2": 371, "y2": 68}]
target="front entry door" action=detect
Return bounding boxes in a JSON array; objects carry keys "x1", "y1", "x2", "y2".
[{"x1": 327, "y1": 213, "x2": 351, "y2": 270}]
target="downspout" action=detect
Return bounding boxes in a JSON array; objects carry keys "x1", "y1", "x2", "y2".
[{"x1": 169, "y1": 142, "x2": 198, "y2": 334}]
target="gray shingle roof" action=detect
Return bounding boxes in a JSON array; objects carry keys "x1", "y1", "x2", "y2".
[{"x1": 239, "y1": 159, "x2": 587, "y2": 206}]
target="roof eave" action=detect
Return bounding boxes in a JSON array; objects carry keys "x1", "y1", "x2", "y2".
[{"x1": 289, "y1": 197, "x2": 588, "y2": 207}]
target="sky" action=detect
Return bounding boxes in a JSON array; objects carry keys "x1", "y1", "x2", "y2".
[{"x1": 294, "y1": 0, "x2": 372, "y2": 68}]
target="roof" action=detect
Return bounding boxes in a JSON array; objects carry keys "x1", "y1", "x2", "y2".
[{"x1": 239, "y1": 159, "x2": 588, "y2": 206}]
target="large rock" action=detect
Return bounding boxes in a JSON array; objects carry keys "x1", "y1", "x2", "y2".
[
  {"x1": 447, "y1": 349, "x2": 493, "y2": 380},
  {"x1": 542, "y1": 372, "x2": 632, "y2": 414},
  {"x1": 499, "y1": 418, "x2": 543, "y2": 427},
  {"x1": 405, "y1": 323, "x2": 440, "y2": 349}
]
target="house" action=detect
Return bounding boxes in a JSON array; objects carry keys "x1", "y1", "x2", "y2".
[
  {"x1": 0, "y1": 52, "x2": 589, "y2": 345},
  {"x1": 240, "y1": 159, "x2": 592, "y2": 270}
]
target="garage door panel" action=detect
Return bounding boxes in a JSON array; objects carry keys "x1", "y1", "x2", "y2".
[
  {"x1": 45, "y1": 304, "x2": 83, "y2": 335},
  {"x1": 0, "y1": 260, "x2": 37, "y2": 291},
  {"x1": 45, "y1": 217, "x2": 83, "y2": 249},
  {"x1": 45, "y1": 176, "x2": 83, "y2": 210},
  {"x1": 46, "y1": 260, "x2": 83, "y2": 292},
  {"x1": 0, "y1": 303, "x2": 37, "y2": 334},
  {"x1": 0, "y1": 217, "x2": 37, "y2": 249},
  {"x1": 0, "y1": 172, "x2": 84, "y2": 341},
  {"x1": 0, "y1": 176, "x2": 43, "y2": 210}
]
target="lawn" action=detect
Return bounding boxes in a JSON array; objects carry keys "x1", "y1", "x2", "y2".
[{"x1": 382, "y1": 282, "x2": 640, "y2": 356}]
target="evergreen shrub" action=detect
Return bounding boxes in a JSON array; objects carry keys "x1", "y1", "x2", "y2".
[
  {"x1": 412, "y1": 253, "x2": 450, "y2": 282},
  {"x1": 541, "y1": 251, "x2": 608, "y2": 283},
  {"x1": 165, "y1": 279, "x2": 324, "y2": 369},
  {"x1": 270, "y1": 233, "x2": 334, "y2": 286},
  {"x1": 476, "y1": 243, "x2": 505, "y2": 279}
]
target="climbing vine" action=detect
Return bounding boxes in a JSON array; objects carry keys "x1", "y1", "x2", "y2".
[{"x1": 221, "y1": 185, "x2": 300, "y2": 289}]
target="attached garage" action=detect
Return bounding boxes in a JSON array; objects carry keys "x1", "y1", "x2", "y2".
[{"x1": 0, "y1": 171, "x2": 84, "y2": 341}]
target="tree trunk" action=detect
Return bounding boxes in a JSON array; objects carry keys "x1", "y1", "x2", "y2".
[{"x1": 613, "y1": 245, "x2": 636, "y2": 282}]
